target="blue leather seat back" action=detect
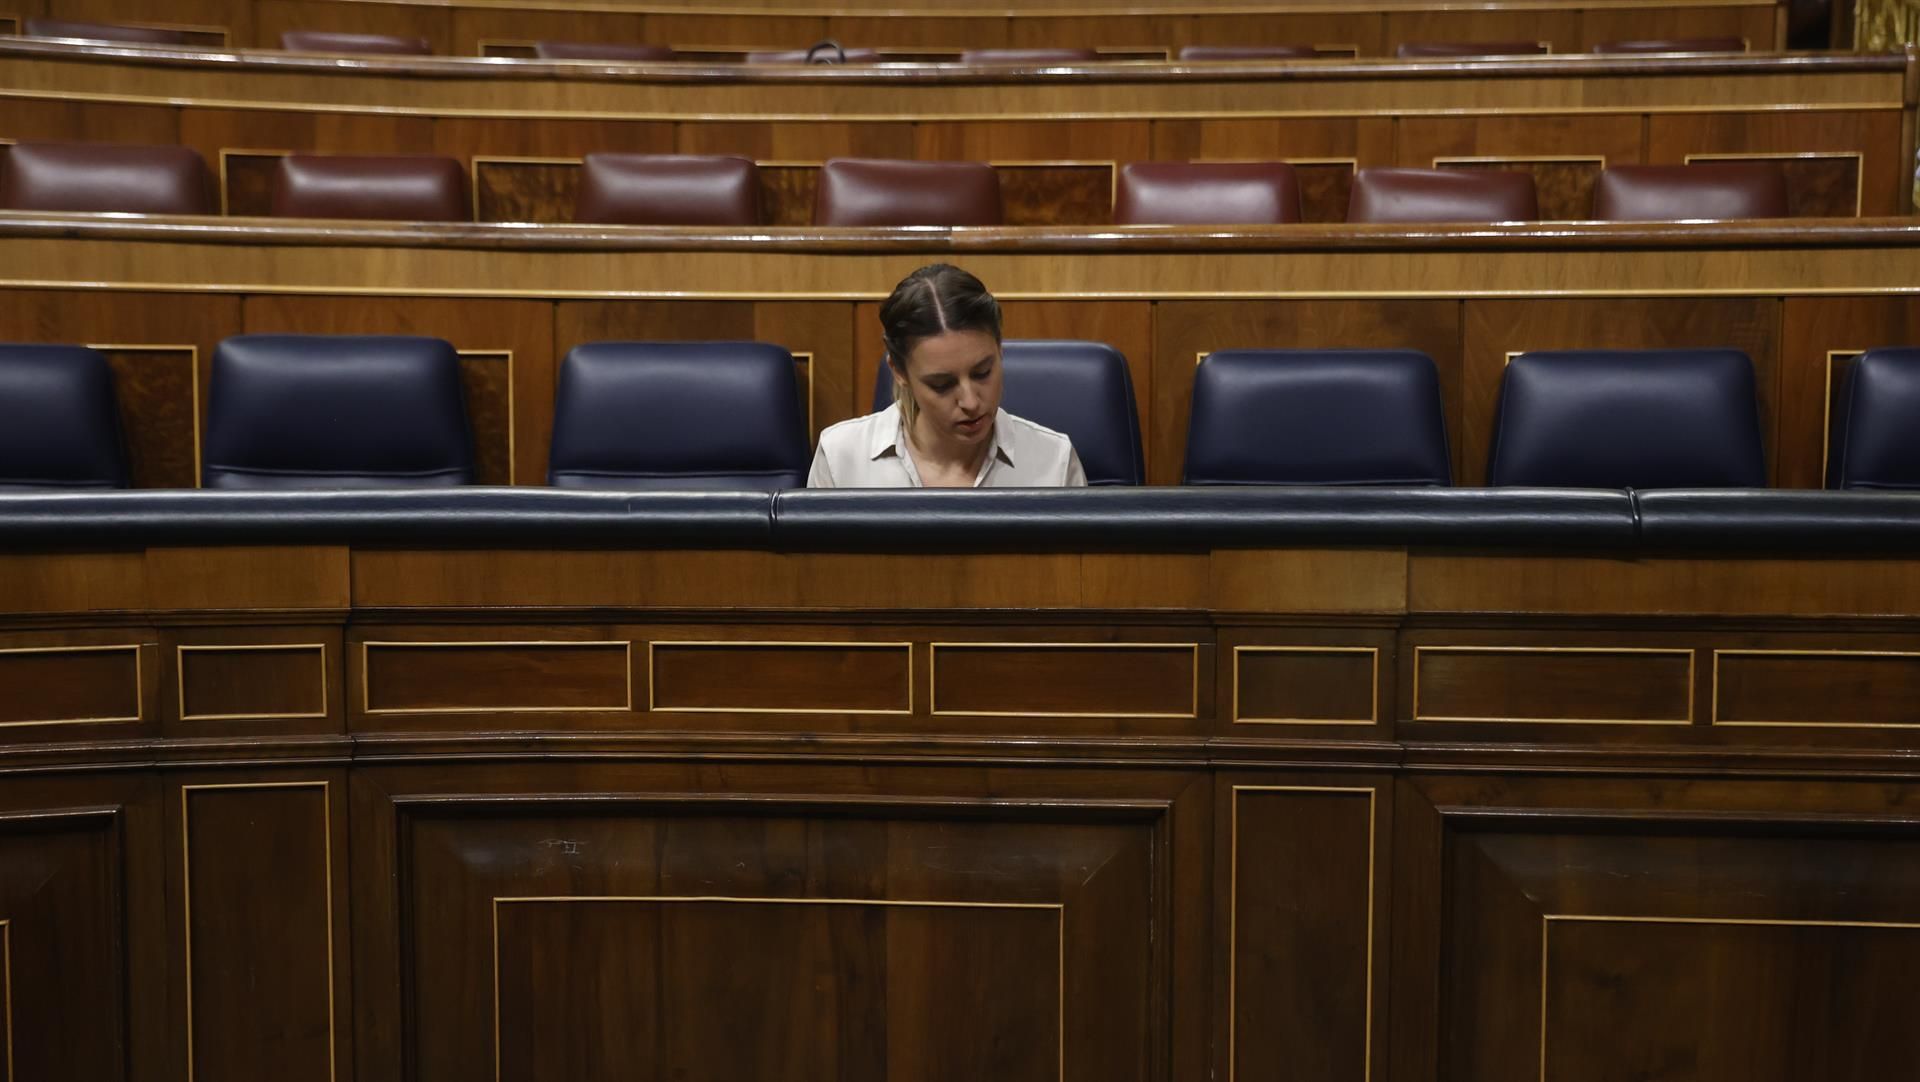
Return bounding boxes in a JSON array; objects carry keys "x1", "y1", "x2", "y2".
[
  {"x1": 1828, "y1": 347, "x2": 1920, "y2": 489},
  {"x1": 549, "y1": 341, "x2": 811, "y2": 490},
  {"x1": 1487, "y1": 349, "x2": 1766, "y2": 488},
  {"x1": 1183, "y1": 349, "x2": 1451, "y2": 485},
  {"x1": 0, "y1": 344, "x2": 128, "y2": 489},
  {"x1": 872, "y1": 339, "x2": 1145, "y2": 485},
  {"x1": 203, "y1": 335, "x2": 474, "y2": 489}
]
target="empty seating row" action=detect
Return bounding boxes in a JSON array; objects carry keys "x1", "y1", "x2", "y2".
[
  {"x1": 0, "y1": 143, "x2": 1792, "y2": 225},
  {"x1": 7, "y1": 337, "x2": 1919, "y2": 491},
  {"x1": 11, "y1": 19, "x2": 1753, "y2": 59}
]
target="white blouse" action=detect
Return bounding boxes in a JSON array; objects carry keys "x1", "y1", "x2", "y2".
[{"x1": 807, "y1": 407, "x2": 1088, "y2": 488}]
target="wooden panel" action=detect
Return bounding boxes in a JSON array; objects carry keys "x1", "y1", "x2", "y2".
[
  {"x1": 1152, "y1": 300, "x2": 1462, "y2": 484},
  {"x1": 931, "y1": 642, "x2": 1198, "y2": 718},
  {"x1": 220, "y1": 149, "x2": 280, "y2": 217},
  {"x1": 394, "y1": 786, "x2": 1163, "y2": 1082},
  {"x1": 448, "y1": 8, "x2": 650, "y2": 58},
  {"x1": 97, "y1": 345, "x2": 200, "y2": 489},
  {"x1": 433, "y1": 116, "x2": 674, "y2": 162},
  {"x1": 241, "y1": 295, "x2": 552, "y2": 486},
  {"x1": 494, "y1": 897, "x2": 1061, "y2": 1082},
  {"x1": 1397, "y1": 114, "x2": 1645, "y2": 222},
  {"x1": 1542, "y1": 917, "x2": 1920, "y2": 1082},
  {"x1": 998, "y1": 163, "x2": 1113, "y2": 226},
  {"x1": 253, "y1": 0, "x2": 451, "y2": 52},
  {"x1": 1382, "y1": 9, "x2": 1571, "y2": 52},
  {"x1": 0, "y1": 98, "x2": 176, "y2": 145},
  {"x1": 178, "y1": 643, "x2": 328, "y2": 721},
  {"x1": 180, "y1": 780, "x2": 340, "y2": 1082},
  {"x1": 0, "y1": 553, "x2": 145, "y2": 615},
  {"x1": 1226, "y1": 784, "x2": 1380, "y2": 1082},
  {"x1": 147, "y1": 545, "x2": 349, "y2": 610},
  {"x1": 473, "y1": 157, "x2": 577, "y2": 224},
  {"x1": 1233, "y1": 646, "x2": 1377, "y2": 725},
  {"x1": 1149, "y1": 118, "x2": 1394, "y2": 217},
  {"x1": 1575, "y1": 4, "x2": 1778, "y2": 50},
  {"x1": 1685, "y1": 151, "x2": 1865, "y2": 217},
  {"x1": 361, "y1": 640, "x2": 633, "y2": 714},
  {"x1": 1713, "y1": 650, "x2": 1920, "y2": 728},
  {"x1": 0, "y1": 643, "x2": 143, "y2": 727},
  {"x1": 1647, "y1": 111, "x2": 1906, "y2": 216},
  {"x1": 179, "y1": 111, "x2": 438, "y2": 203},
  {"x1": 0, "y1": 806, "x2": 128, "y2": 1082},
  {"x1": 648, "y1": 641, "x2": 912, "y2": 714},
  {"x1": 1779, "y1": 296, "x2": 1920, "y2": 488},
  {"x1": 1437, "y1": 157, "x2": 1605, "y2": 221},
  {"x1": 1459, "y1": 298, "x2": 1779, "y2": 485},
  {"x1": 1412, "y1": 646, "x2": 1694, "y2": 724}
]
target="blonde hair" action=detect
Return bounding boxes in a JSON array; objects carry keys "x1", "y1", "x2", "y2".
[{"x1": 880, "y1": 264, "x2": 1002, "y2": 431}]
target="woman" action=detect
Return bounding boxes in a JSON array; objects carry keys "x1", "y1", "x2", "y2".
[{"x1": 808, "y1": 264, "x2": 1087, "y2": 488}]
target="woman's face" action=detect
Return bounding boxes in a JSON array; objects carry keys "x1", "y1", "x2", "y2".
[{"x1": 893, "y1": 328, "x2": 1004, "y2": 447}]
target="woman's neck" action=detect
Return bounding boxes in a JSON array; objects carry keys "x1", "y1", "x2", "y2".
[{"x1": 908, "y1": 410, "x2": 993, "y2": 480}]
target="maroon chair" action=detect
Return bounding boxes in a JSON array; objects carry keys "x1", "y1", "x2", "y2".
[
  {"x1": 534, "y1": 41, "x2": 675, "y2": 61},
  {"x1": 1179, "y1": 45, "x2": 1318, "y2": 60},
  {"x1": 22, "y1": 17, "x2": 188, "y2": 45},
  {"x1": 270, "y1": 154, "x2": 469, "y2": 221},
  {"x1": 1591, "y1": 163, "x2": 1788, "y2": 221},
  {"x1": 959, "y1": 48, "x2": 1100, "y2": 64},
  {"x1": 813, "y1": 159, "x2": 1002, "y2": 227},
  {"x1": 0, "y1": 141, "x2": 215, "y2": 215},
  {"x1": 279, "y1": 30, "x2": 432, "y2": 55},
  {"x1": 1593, "y1": 37, "x2": 1746, "y2": 53},
  {"x1": 1347, "y1": 167, "x2": 1538, "y2": 223},
  {"x1": 575, "y1": 154, "x2": 760, "y2": 225},
  {"x1": 1395, "y1": 40, "x2": 1549, "y2": 58},
  {"x1": 746, "y1": 46, "x2": 879, "y2": 63},
  {"x1": 1113, "y1": 162, "x2": 1300, "y2": 226}
]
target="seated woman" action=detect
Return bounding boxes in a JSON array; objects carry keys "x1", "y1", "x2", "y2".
[{"x1": 808, "y1": 264, "x2": 1087, "y2": 488}]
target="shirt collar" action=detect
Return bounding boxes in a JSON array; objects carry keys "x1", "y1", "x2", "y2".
[{"x1": 871, "y1": 409, "x2": 1017, "y2": 466}]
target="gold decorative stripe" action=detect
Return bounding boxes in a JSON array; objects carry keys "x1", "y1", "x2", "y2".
[
  {"x1": 1411, "y1": 645, "x2": 1696, "y2": 724},
  {"x1": 644, "y1": 640, "x2": 913, "y2": 715},
  {"x1": 1229, "y1": 785, "x2": 1376, "y2": 1082},
  {"x1": 181, "y1": 781, "x2": 336, "y2": 1082},
  {"x1": 1231, "y1": 645, "x2": 1379, "y2": 725},
  {"x1": 0, "y1": 643, "x2": 145, "y2": 727},
  {"x1": 175, "y1": 643, "x2": 329, "y2": 721},
  {"x1": 927, "y1": 641, "x2": 1201, "y2": 718},
  {"x1": 491, "y1": 894, "x2": 1065, "y2": 1082},
  {"x1": 360, "y1": 640, "x2": 635, "y2": 714},
  {"x1": 1710, "y1": 647, "x2": 1920, "y2": 727}
]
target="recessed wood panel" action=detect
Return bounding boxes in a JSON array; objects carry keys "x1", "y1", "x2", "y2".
[
  {"x1": 1647, "y1": 110, "x2": 1905, "y2": 216},
  {"x1": 494, "y1": 897, "x2": 1061, "y2": 1082},
  {"x1": 1413, "y1": 646, "x2": 1694, "y2": 724},
  {"x1": 932, "y1": 643, "x2": 1197, "y2": 718},
  {"x1": 178, "y1": 644, "x2": 327, "y2": 721},
  {"x1": 999, "y1": 163, "x2": 1112, "y2": 226},
  {"x1": 1543, "y1": 916, "x2": 1920, "y2": 1082},
  {"x1": 182, "y1": 781, "x2": 337, "y2": 1082},
  {"x1": 473, "y1": 158, "x2": 579, "y2": 224},
  {"x1": 0, "y1": 645, "x2": 142, "y2": 727},
  {"x1": 1436, "y1": 157, "x2": 1604, "y2": 220},
  {"x1": 0, "y1": 809, "x2": 126, "y2": 1082},
  {"x1": 362, "y1": 641, "x2": 632, "y2": 714},
  {"x1": 648, "y1": 641, "x2": 911, "y2": 714},
  {"x1": 220, "y1": 149, "x2": 282, "y2": 218},
  {"x1": 1229, "y1": 785, "x2": 1376, "y2": 1082},
  {"x1": 97, "y1": 345, "x2": 200, "y2": 489},
  {"x1": 1234, "y1": 647, "x2": 1376, "y2": 725},
  {"x1": 1714, "y1": 650, "x2": 1920, "y2": 727},
  {"x1": 1685, "y1": 151, "x2": 1863, "y2": 216}
]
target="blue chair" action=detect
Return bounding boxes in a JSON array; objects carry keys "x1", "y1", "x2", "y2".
[
  {"x1": 1183, "y1": 349, "x2": 1451, "y2": 485},
  {"x1": 549, "y1": 341, "x2": 810, "y2": 490},
  {"x1": 1828, "y1": 347, "x2": 1920, "y2": 489},
  {"x1": 873, "y1": 339, "x2": 1144, "y2": 485},
  {"x1": 203, "y1": 335, "x2": 473, "y2": 489},
  {"x1": 1486, "y1": 349, "x2": 1765, "y2": 488},
  {"x1": 0, "y1": 344, "x2": 128, "y2": 489}
]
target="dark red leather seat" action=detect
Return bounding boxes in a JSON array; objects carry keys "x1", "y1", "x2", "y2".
[
  {"x1": 0, "y1": 141, "x2": 216, "y2": 215},
  {"x1": 270, "y1": 154, "x2": 469, "y2": 222},
  {"x1": 22, "y1": 17, "x2": 188, "y2": 45},
  {"x1": 1178, "y1": 45, "x2": 1318, "y2": 60},
  {"x1": 746, "y1": 46, "x2": 879, "y2": 63},
  {"x1": 813, "y1": 159, "x2": 1002, "y2": 227},
  {"x1": 959, "y1": 48, "x2": 1100, "y2": 63},
  {"x1": 1395, "y1": 40, "x2": 1549, "y2": 58},
  {"x1": 279, "y1": 30, "x2": 432, "y2": 55},
  {"x1": 534, "y1": 41, "x2": 675, "y2": 61},
  {"x1": 575, "y1": 154, "x2": 760, "y2": 225},
  {"x1": 1591, "y1": 163, "x2": 1789, "y2": 221},
  {"x1": 1346, "y1": 167, "x2": 1537, "y2": 223},
  {"x1": 1113, "y1": 162, "x2": 1300, "y2": 226},
  {"x1": 1593, "y1": 37, "x2": 1746, "y2": 53}
]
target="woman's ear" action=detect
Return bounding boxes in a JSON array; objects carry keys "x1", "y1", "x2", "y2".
[{"x1": 885, "y1": 352, "x2": 907, "y2": 381}]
